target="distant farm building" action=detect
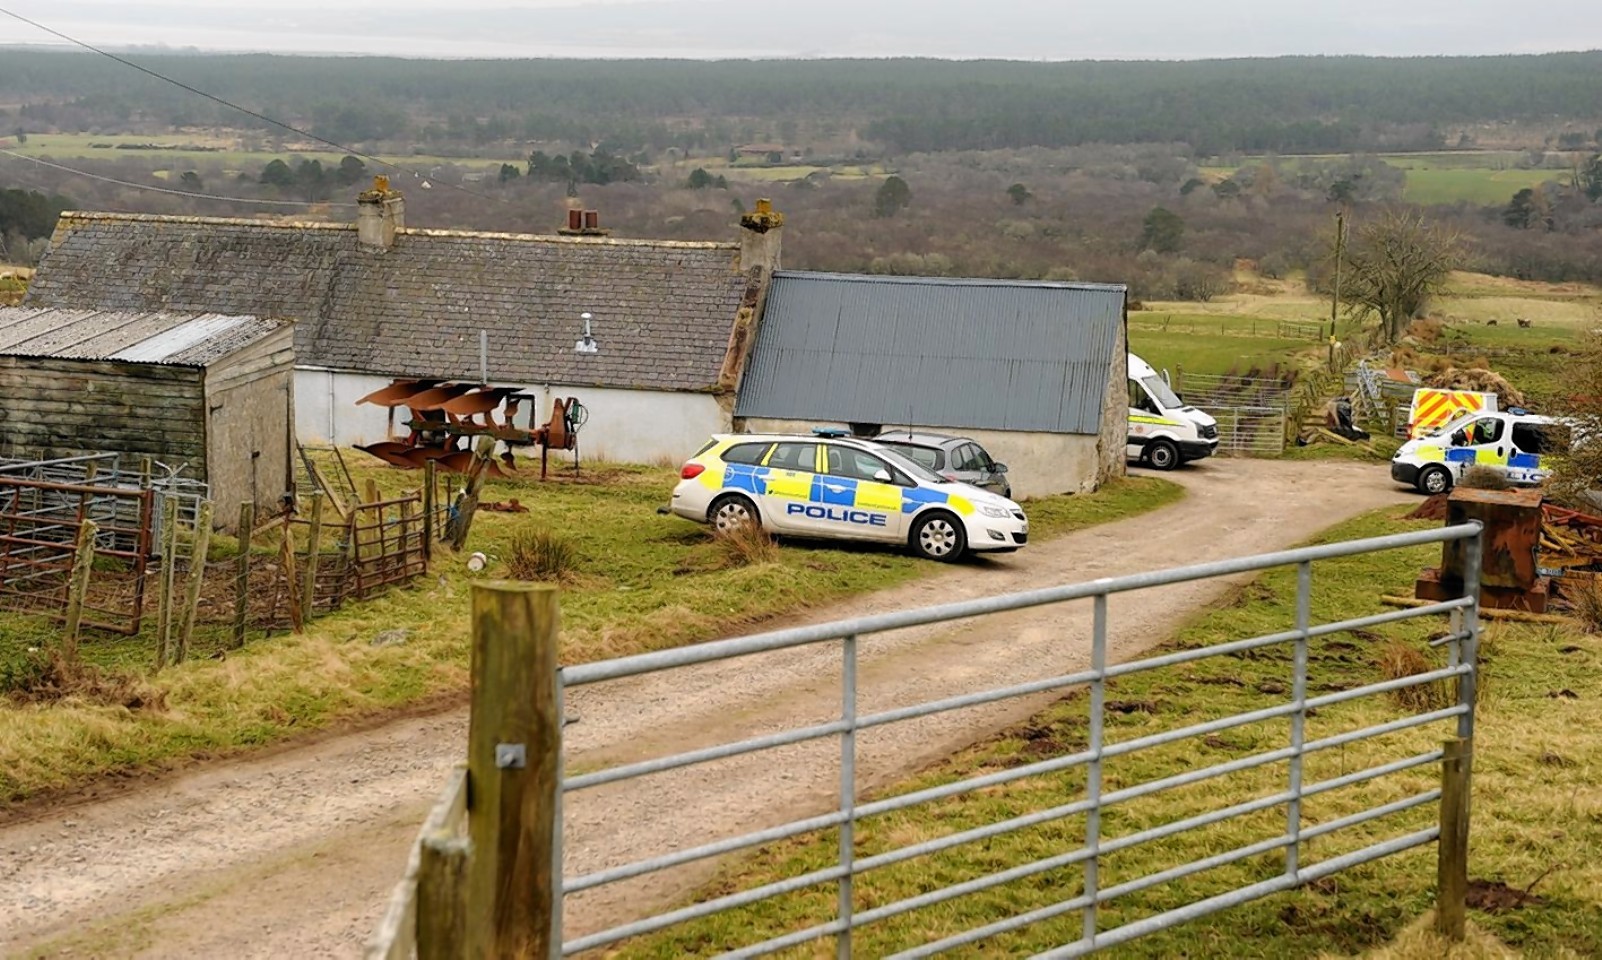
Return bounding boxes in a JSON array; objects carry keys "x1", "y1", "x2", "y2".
[
  {"x1": 735, "y1": 273, "x2": 1128, "y2": 497},
  {"x1": 0, "y1": 307, "x2": 295, "y2": 522}
]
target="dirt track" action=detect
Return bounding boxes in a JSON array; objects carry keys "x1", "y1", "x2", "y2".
[{"x1": 0, "y1": 458, "x2": 1413, "y2": 958}]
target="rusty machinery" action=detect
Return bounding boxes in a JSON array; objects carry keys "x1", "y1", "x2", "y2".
[{"x1": 353, "y1": 379, "x2": 587, "y2": 479}]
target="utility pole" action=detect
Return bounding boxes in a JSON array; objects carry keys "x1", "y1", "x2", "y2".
[
  {"x1": 1329, "y1": 208, "x2": 1346, "y2": 336},
  {"x1": 1329, "y1": 208, "x2": 1346, "y2": 369}
]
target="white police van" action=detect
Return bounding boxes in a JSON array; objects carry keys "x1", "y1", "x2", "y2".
[
  {"x1": 1391, "y1": 408, "x2": 1572, "y2": 495},
  {"x1": 1126, "y1": 353, "x2": 1220, "y2": 470}
]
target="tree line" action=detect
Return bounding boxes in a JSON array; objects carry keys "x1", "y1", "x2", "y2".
[{"x1": 5, "y1": 51, "x2": 1602, "y2": 156}]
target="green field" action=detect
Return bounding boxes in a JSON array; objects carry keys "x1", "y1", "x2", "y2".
[
  {"x1": 1129, "y1": 311, "x2": 1322, "y2": 378},
  {"x1": 1201, "y1": 151, "x2": 1575, "y2": 206},
  {"x1": 2, "y1": 133, "x2": 519, "y2": 176}
]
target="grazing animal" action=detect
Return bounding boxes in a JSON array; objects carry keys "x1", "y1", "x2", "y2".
[
  {"x1": 1486, "y1": 319, "x2": 1498, "y2": 326},
  {"x1": 1517, "y1": 318, "x2": 1532, "y2": 328}
]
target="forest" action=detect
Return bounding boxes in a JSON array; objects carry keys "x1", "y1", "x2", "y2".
[
  {"x1": 6, "y1": 50, "x2": 1602, "y2": 155},
  {"x1": 3, "y1": 50, "x2": 1601, "y2": 294}
]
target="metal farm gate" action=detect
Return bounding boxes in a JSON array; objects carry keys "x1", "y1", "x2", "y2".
[
  {"x1": 1180, "y1": 374, "x2": 1291, "y2": 457},
  {"x1": 372, "y1": 522, "x2": 1487, "y2": 959}
]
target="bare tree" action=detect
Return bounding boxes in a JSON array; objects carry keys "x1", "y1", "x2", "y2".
[{"x1": 1341, "y1": 210, "x2": 1462, "y2": 343}]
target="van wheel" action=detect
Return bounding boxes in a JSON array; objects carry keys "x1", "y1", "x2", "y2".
[
  {"x1": 709, "y1": 494, "x2": 759, "y2": 535},
  {"x1": 1417, "y1": 466, "x2": 1453, "y2": 496},
  {"x1": 911, "y1": 511, "x2": 966, "y2": 562},
  {"x1": 1146, "y1": 439, "x2": 1180, "y2": 471}
]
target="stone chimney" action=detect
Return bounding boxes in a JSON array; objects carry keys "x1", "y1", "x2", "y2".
[
  {"x1": 738, "y1": 198, "x2": 783, "y2": 276},
  {"x1": 717, "y1": 199, "x2": 786, "y2": 394},
  {"x1": 357, "y1": 175, "x2": 405, "y2": 251}
]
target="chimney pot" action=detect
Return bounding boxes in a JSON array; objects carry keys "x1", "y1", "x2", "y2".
[
  {"x1": 584, "y1": 210, "x2": 599, "y2": 230},
  {"x1": 567, "y1": 209, "x2": 583, "y2": 232}
]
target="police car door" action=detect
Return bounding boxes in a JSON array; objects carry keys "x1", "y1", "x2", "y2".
[
  {"x1": 759, "y1": 441, "x2": 821, "y2": 534},
  {"x1": 818, "y1": 444, "x2": 906, "y2": 542},
  {"x1": 1447, "y1": 415, "x2": 1510, "y2": 480}
]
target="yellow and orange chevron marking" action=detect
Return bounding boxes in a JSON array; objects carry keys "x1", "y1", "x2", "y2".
[{"x1": 1409, "y1": 390, "x2": 1489, "y2": 440}]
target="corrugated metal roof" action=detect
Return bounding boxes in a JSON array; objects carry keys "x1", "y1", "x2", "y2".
[
  {"x1": 0, "y1": 307, "x2": 289, "y2": 367},
  {"x1": 735, "y1": 272, "x2": 1126, "y2": 435}
]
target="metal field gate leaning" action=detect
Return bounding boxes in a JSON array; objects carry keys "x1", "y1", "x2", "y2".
[{"x1": 371, "y1": 522, "x2": 1486, "y2": 959}]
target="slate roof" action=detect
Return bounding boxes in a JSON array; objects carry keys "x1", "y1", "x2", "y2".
[
  {"x1": 27, "y1": 212, "x2": 751, "y2": 392},
  {"x1": 735, "y1": 272, "x2": 1126, "y2": 434},
  {"x1": 0, "y1": 307, "x2": 290, "y2": 367}
]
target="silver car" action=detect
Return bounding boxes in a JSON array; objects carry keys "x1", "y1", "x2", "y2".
[{"x1": 872, "y1": 431, "x2": 1012, "y2": 498}]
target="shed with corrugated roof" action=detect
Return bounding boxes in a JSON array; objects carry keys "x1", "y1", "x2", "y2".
[
  {"x1": 734, "y1": 272, "x2": 1128, "y2": 497},
  {"x1": 0, "y1": 307, "x2": 295, "y2": 525}
]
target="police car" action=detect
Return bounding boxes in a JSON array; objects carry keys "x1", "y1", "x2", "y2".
[{"x1": 669, "y1": 432, "x2": 1029, "y2": 561}]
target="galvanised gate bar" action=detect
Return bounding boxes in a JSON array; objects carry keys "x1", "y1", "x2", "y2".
[{"x1": 557, "y1": 522, "x2": 1484, "y2": 958}]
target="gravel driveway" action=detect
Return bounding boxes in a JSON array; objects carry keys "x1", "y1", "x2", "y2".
[{"x1": 0, "y1": 458, "x2": 1413, "y2": 958}]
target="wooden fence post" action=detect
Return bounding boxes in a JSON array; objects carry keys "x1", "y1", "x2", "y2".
[
  {"x1": 422, "y1": 460, "x2": 436, "y2": 564},
  {"x1": 155, "y1": 495, "x2": 178, "y2": 671},
  {"x1": 300, "y1": 493, "x2": 325, "y2": 625},
  {"x1": 466, "y1": 583, "x2": 560, "y2": 959},
  {"x1": 234, "y1": 501, "x2": 254, "y2": 647},
  {"x1": 61, "y1": 519, "x2": 98, "y2": 663},
  {"x1": 281, "y1": 511, "x2": 303, "y2": 634},
  {"x1": 175, "y1": 501, "x2": 214, "y2": 665},
  {"x1": 1436, "y1": 736, "x2": 1471, "y2": 941},
  {"x1": 417, "y1": 833, "x2": 472, "y2": 959}
]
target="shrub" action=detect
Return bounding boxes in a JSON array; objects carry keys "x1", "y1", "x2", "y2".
[{"x1": 506, "y1": 528, "x2": 578, "y2": 582}]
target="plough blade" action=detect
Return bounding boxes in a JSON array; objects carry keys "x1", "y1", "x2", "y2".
[
  {"x1": 355, "y1": 379, "x2": 445, "y2": 407},
  {"x1": 439, "y1": 386, "x2": 521, "y2": 417},
  {"x1": 356, "y1": 442, "x2": 431, "y2": 469}
]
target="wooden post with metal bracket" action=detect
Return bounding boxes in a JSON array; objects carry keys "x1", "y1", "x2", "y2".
[{"x1": 466, "y1": 582, "x2": 561, "y2": 958}]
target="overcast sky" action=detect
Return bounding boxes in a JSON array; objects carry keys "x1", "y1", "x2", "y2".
[{"x1": 5, "y1": 0, "x2": 1599, "y2": 59}]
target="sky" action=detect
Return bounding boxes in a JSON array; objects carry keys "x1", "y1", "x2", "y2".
[{"x1": 4, "y1": 0, "x2": 1599, "y2": 60}]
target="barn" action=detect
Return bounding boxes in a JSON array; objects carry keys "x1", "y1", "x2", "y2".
[
  {"x1": 734, "y1": 272, "x2": 1129, "y2": 497},
  {"x1": 0, "y1": 307, "x2": 295, "y2": 527}
]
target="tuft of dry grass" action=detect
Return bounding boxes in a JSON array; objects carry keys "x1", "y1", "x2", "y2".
[
  {"x1": 1375, "y1": 641, "x2": 1454, "y2": 712},
  {"x1": 506, "y1": 528, "x2": 579, "y2": 582},
  {"x1": 3, "y1": 650, "x2": 164, "y2": 711},
  {"x1": 1459, "y1": 466, "x2": 1511, "y2": 491},
  {"x1": 714, "y1": 521, "x2": 780, "y2": 567},
  {"x1": 1565, "y1": 578, "x2": 1602, "y2": 634},
  {"x1": 1317, "y1": 913, "x2": 1535, "y2": 959}
]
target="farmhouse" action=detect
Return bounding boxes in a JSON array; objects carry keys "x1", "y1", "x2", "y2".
[
  {"x1": 734, "y1": 272, "x2": 1128, "y2": 497},
  {"x1": 0, "y1": 306, "x2": 295, "y2": 524},
  {"x1": 25, "y1": 182, "x2": 785, "y2": 465}
]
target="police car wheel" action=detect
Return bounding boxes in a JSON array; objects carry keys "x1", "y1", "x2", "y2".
[
  {"x1": 709, "y1": 494, "x2": 759, "y2": 535},
  {"x1": 911, "y1": 512, "x2": 966, "y2": 562},
  {"x1": 1418, "y1": 466, "x2": 1452, "y2": 496},
  {"x1": 1146, "y1": 439, "x2": 1180, "y2": 471}
]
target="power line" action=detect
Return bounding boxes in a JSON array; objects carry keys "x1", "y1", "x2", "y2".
[
  {"x1": 1, "y1": 148, "x2": 358, "y2": 208},
  {"x1": 0, "y1": 5, "x2": 511, "y2": 207}
]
